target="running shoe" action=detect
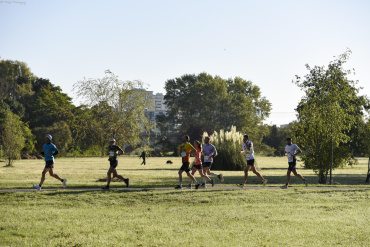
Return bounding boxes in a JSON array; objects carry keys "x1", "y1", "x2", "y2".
[
  {"x1": 62, "y1": 179, "x2": 67, "y2": 188},
  {"x1": 174, "y1": 185, "x2": 182, "y2": 189},
  {"x1": 201, "y1": 183, "x2": 206, "y2": 189},
  {"x1": 195, "y1": 184, "x2": 200, "y2": 189},
  {"x1": 281, "y1": 185, "x2": 288, "y2": 189},
  {"x1": 33, "y1": 185, "x2": 41, "y2": 191},
  {"x1": 102, "y1": 186, "x2": 110, "y2": 190},
  {"x1": 218, "y1": 173, "x2": 224, "y2": 182},
  {"x1": 186, "y1": 184, "x2": 192, "y2": 189},
  {"x1": 304, "y1": 180, "x2": 308, "y2": 187},
  {"x1": 124, "y1": 178, "x2": 130, "y2": 188},
  {"x1": 236, "y1": 184, "x2": 244, "y2": 188},
  {"x1": 211, "y1": 179, "x2": 215, "y2": 187},
  {"x1": 262, "y1": 179, "x2": 268, "y2": 187}
]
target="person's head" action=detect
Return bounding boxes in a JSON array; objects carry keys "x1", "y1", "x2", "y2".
[
  {"x1": 194, "y1": 140, "x2": 202, "y2": 151},
  {"x1": 243, "y1": 135, "x2": 249, "y2": 143},
  {"x1": 182, "y1": 135, "x2": 190, "y2": 143},
  {"x1": 204, "y1": 136, "x2": 210, "y2": 144},
  {"x1": 109, "y1": 138, "x2": 116, "y2": 146},
  {"x1": 286, "y1": 138, "x2": 292, "y2": 145},
  {"x1": 45, "y1": 134, "x2": 52, "y2": 143}
]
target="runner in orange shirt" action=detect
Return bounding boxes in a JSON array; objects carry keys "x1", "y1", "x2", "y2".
[
  {"x1": 190, "y1": 140, "x2": 214, "y2": 189},
  {"x1": 175, "y1": 135, "x2": 198, "y2": 189}
]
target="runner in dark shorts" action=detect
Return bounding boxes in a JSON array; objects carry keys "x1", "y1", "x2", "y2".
[
  {"x1": 237, "y1": 135, "x2": 267, "y2": 188},
  {"x1": 190, "y1": 141, "x2": 214, "y2": 189},
  {"x1": 282, "y1": 138, "x2": 308, "y2": 189},
  {"x1": 175, "y1": 135, "x2": 198, "y2": 189},
  {"x1": 33, "y1": 134, "x2": 67, "y2": 191},
  {"x1": 202, "y1": 136, "x2": 223, "y2": 188},
  {"x1": 102, "y1": 138, "x2": 129, "y2": 190}
]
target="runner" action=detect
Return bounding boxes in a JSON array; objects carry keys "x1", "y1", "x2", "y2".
[
  {"x1": 102, "y1": 138, "x2": 129, "y2": 190},
  {"x1": 175, "y1": 135, "x2": 199, "y2": 189},
  {"x1": 281, "y1": 138, "x2": 308, "y2": 189},
  {"x1": 201, "y1": 136, "x2": 223, "y2": 188},
  {"x1": 237, "y1": 135, "x2": 267, "y2": 188},
  {"x1": 33, "y1": 134, "x2": 67, "y2": 191},
  {"x1": 190, "y1": 140, "x2": 214, "y2": 189}
]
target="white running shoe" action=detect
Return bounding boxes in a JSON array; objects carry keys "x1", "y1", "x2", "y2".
[
  {"x1": 62, "y1": 179, "x2": 67, "y2": 188},
  {"x1": 33, "y1": 185, "x2": 41, "y2": 191},
  {"x1": 281, "y1": 185, "x2": 288, "y2": 189},
  {"x1": 218, "y1": 173, "x2": 224, "y2": 182}
]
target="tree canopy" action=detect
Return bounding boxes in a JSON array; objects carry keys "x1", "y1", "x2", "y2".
[
  {"x1": 162, "y1": 73, "x2": 271, "y2": 151},
  {"x1": 293, "y1": 49, "x2": 369, "y2": 183}
]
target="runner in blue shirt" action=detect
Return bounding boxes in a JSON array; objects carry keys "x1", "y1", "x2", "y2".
[{"x1": 33, "y1": 134, "x2": 67, "y2": 191}]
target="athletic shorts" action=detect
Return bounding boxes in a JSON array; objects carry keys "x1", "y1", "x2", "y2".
[
  {"x1": 288, "y1": 160, "x2": 297, "y2": 171},
  {"x1": 44, "y1": 160, "x2": 54, "y2": 169},
  {"x1": 193, "y1": 164, "x2": 202, "y2": 170},
  {"x1": 247, "y1": 159, "x2": 255, "y2": 166},
  {"x1": 109, "y1": 159, "x2": 118, "y2": 168},
  {"x1": 179, "y1": 162, "x2": 190, "y2": 172},
  {"x1": 203, "y1": 162, "x2": 212, "y2": 168}
]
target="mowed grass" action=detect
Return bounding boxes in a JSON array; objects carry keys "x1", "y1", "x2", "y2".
[
  {"x1": 0, "y1": 156, "x2": 369, "y2": 189},
  {"x1": 0, "y1": 189, "x2": 369, "y2": 246},
  {"x1": 0, "y1": 157, "x2": 369, "y2": 246}
]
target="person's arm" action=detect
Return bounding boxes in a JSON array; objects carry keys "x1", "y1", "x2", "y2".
[
  {"x1": 238, "y1": 145, "x2": 245, "y2": 155},
  {"x1": 292, "y1": 147, "x2": 301, "y2": 158},
  {"x1": 117, "y1": 146, "x2": 124, "y2": 154}
]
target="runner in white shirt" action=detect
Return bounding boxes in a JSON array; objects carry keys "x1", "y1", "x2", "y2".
[
  {"x1": 237, "y1": 135, "x2": 267, "y2": 188},
  {"x1": 201, "y1": 136, "x2": 223, "y2": 188},
  {"x1": 282, "y1": 138, "x2": 308, "y2": 189}
]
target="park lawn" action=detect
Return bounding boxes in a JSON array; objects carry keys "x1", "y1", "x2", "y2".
[
  {"x1": 0, "y1": 156, "x2": 369, "y2": 189},
  {"x1": 0, "y1": 189, "x2": 369, "y2": 246}
]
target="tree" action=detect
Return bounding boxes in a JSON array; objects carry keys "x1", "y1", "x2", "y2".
[
  {"x1": 22, "y1": 78, "x2": 76, "y2": 129},
  {"x1": 294, "y1": 49, "x2": 369, "y2": 184},
  {"x1": 163, "y1": 73, "x2": 271, "y2": 150},
  {"x1": 33, "y1": 121, "x2": 72, "y2": 156},
  {"x1": 0, "y1": 109, "x2": 30, "y2": 166},
  {"x1": 73, "y1": 70, "x2": 154, "y2": 155}
]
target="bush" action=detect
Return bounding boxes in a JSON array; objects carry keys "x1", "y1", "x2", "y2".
[{"x1": 202, "y1": 126, "x2": 247, "y2": 171}]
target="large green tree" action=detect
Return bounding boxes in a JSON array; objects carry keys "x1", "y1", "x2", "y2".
[
  {"x1": 73, "y1": 70, "x2": 154, "y2": 155},
  {"x1": 163, "y1": 73, "x2": 271, "y2": 150},
  {"x1": 293, "y1": 50, "x2": 369, "y2": 184}
]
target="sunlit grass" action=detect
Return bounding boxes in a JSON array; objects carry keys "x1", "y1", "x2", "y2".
[
  {"x1": 0, "y1": 156, "x2": 368, "y2": 189},
  {"x1": 0, "y1": 189, "x2": 368, "y2": 246}
]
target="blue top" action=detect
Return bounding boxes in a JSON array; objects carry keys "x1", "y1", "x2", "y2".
[{"x1": 43, "y1": 143, "x2": 58, "y2": 161}]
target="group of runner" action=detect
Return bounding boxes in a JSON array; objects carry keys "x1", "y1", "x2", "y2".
[{"x1": 33, "y1": 134, "x2": 307, "y2": 191}]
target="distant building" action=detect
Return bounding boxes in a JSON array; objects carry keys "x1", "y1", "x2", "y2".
[{"x1": 135, "y1": 89, "x2": 168, "y2": 132}]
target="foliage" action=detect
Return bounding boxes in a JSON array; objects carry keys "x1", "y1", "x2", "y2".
[
  {"x1": 73, "y1": 70, "x2": 155, "y2": 155},
  {"x1": 0, "y1": 109, "x2": 28, "y2": 166},
  {"x1": 33, "y1": 121, "x2": 72, "y2": 156},
  {"x1": 294, "y1": 49, "x2": 369, "y2": 183},
  {"x1": 22, "y1": 78, "x2": 76, "y2": 129},
  {"x1": 163, "y1": 73, "x2": 271, "y2": 149},
  {"x1": 203, "y1": 126, "x2": 247, "y2": 171},
  {"x1": 262, "y1": 122, "x2": 297, "y2": 156}
]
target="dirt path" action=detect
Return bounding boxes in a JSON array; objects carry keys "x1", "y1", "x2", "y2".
[{"x1": 0, "y1": 186, "x2": 369, "y2": 193}]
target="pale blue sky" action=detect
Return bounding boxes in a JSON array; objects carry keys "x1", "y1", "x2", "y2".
[{"x1": 1, "y1": 0, "x2": 369, "y2": 126}]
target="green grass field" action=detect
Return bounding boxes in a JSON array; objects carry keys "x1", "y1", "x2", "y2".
[
  {"x1": 0, "y1": 157, "x2": 369, "y2": 246},
  {"x1": 0, "y1": 156, "x2": 369, "y2": 189}
]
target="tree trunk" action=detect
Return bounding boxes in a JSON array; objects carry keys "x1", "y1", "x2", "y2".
[
  {"x1": 318, "y1": 170, "x2": 327, "y2": 184},
  {"x1": 366, "y1": 158, "x2": 370, "y2": 183}
]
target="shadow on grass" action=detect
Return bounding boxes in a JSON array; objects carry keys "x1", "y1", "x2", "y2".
[{"x1": 220, "y1": 174, "x2": 369, "y2": 186}]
